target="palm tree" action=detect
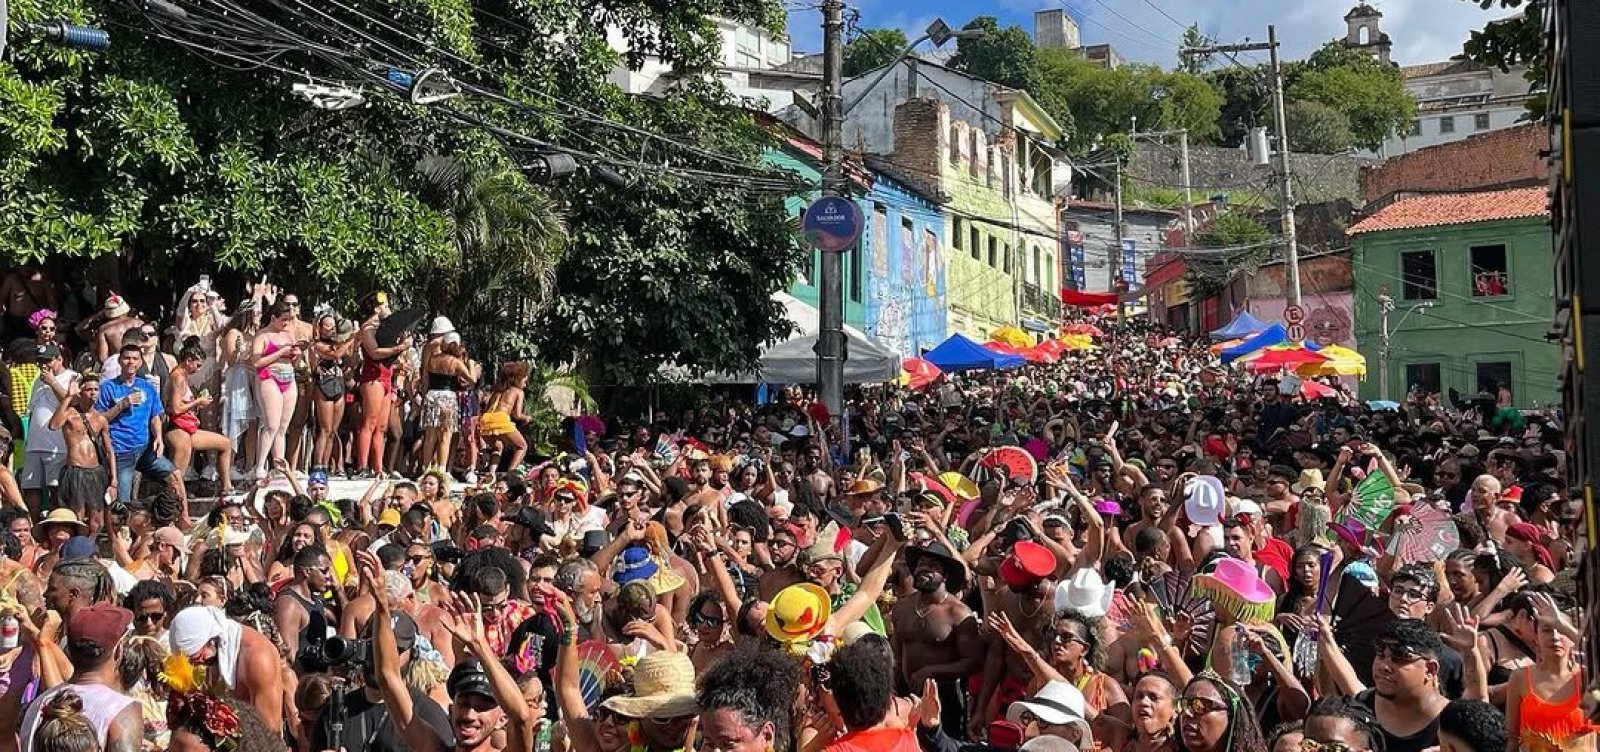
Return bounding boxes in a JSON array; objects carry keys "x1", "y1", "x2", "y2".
[{"x1": 414, "y1": 154, "x2": 566, "y2": 363}]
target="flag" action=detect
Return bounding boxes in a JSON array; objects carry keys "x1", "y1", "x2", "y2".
[{"x1": 1340, "y1": 471, "x2": 1396, "y2": 532}]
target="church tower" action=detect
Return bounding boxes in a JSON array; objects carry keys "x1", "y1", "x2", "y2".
[{"x1": 1343, "y1": 4, "x2": 1393, "y2": 64}]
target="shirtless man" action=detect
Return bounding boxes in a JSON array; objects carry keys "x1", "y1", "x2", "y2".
[
  {"x1": 0, "y1": 265, "x2": 57, "y2": 342},
  {"x1": 891, "y1": 542, "x2": 982, "y2": 735},
  {"x1": 80, "y1": 294, "x2": 143, "y2": 364},
  {"x1": 972, "y1": 540, "x2": 1058, "y2": 738},
  {"x1": 1469, "y1": 474, "x2": 1515, "y2": 544},
  {"x1": 169, "y1": 605, "x2": 286, "y2": 735},
  {"x1": 1120, "y1": 484, "x2": 1171, "y2": 553},
  {"x1": 47, "y1": 374, "x2": 116, "y2": 535}
]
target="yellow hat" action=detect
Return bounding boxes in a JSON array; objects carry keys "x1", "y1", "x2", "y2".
[
  {"x1": 939, "y1": 472, "x2": 980, "y2": 501},
  {"x1": 765, "y1": 583, "x2": 832, "y2": 644},
  {"x1": 378, "y1": 508, "x2": 402, "y2": 528}
]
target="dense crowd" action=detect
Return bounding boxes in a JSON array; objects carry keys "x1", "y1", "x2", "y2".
[{"x1": 0, "y1": 266, "x2": 1590, "y2": 752}]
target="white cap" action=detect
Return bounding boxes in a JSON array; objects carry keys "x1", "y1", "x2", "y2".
[
  {"x1": 1231, "y1": 497, "x2": 1263, "y2": 519},
  {"x1": 429, "y1": 316, "x2": 456, "y2": 336}
]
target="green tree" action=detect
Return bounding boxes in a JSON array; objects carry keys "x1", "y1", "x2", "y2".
[
  {"x1": 844, "y1": 28, "x2": 909, "y2": 77},
  {"x1": 1285, "y1": 100, "x2": 1355, "y2": 153},
  {"x1": 1, "y1": 0, "x2": 805, "y2": 383},
  {"x1": 1178, "y1": 25, "x2": 1214, "y2": 75},
  {"x1": 1032, "y1": 48, "x2": 1221, "y2": 152},
  {"x1": 1286, "y1": 41, "x2": 1416, "y2": 151},
  {"x1": 947, "y1": 16, "x2": 1039, "y2": 92},
  {"x1": 1205, "y1": 65, "x2": 1271, "y2": 147},
  {"x1": 1460, "y1": 0, "x2": 1546, "y2": 116}
]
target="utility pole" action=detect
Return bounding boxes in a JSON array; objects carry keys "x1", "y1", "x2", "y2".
[
  {"x1": 1128, "y1": 127, "x2": 1194, "y2": 238},
  {"x1": 1182, "y1": 25, "x2": 1300, "y2": 306},
  {"x1": 1114, "y1": 159, "x2": 1125, "y2": 322},
  {"x1": 1378, "y1": 292, "x2": 1394, "y2": 401},
  {"x1": 816, "y1": 0, "x2": 846, "y2": 416}
]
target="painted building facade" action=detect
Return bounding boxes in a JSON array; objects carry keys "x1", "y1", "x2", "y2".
[
  {"x1": 762, "y1": 127, "x2": 870, "y2": 333},
  {"x1": 861, "y1": 171, "x2": 948, "y2": 357},
  {"x1": 1350, "y1": 187, "x2": 1557, "y2": 404}
]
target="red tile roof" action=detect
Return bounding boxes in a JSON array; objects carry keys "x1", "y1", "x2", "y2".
[{"x1": 1347, "y1": 187, "x2": 1548, "y2": 235}]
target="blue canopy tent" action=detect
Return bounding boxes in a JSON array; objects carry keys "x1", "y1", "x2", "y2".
[
  {"x1": 1210, "y1": 311, "x2": 1270, "y2": 340},
  {"x1": 1220, "y1": 323, "x2": 1289, "y2": 364},
  {"x1": 923, "y1": 333, "x2": 1026, "y2": 371}
]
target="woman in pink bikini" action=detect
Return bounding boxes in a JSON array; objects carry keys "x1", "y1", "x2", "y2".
[{"x1": 250, "y1": 301, "x2": 302, "y2": 481}]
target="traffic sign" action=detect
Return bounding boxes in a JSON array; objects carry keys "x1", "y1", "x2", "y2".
[
  {"x1": 802, "y1": 196, "x2": 864, "y2": 253},
  {"x1": 1284, "y1": 305, "x2": 1305, "y2": 324},
  {"x1": 1287, "y1": 323, "x2": 1306, "y2": 341}
]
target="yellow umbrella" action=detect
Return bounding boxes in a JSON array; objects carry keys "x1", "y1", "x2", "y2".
[
  {"x1": 991, "y1": 325, "x2": 1032, "y2": 348},
  {"x1": 1295, "y1": 344, "x2": 1367, "y2": 378},
  {"x1": 1061, "y1": 334, "x2": 1096, "y2": 351},
  {"x1": 939, "y1": 472, "x2": 980, "y2": 501}
]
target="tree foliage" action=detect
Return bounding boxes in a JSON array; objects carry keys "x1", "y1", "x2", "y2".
[
  {"x1": 1, "y1": 0, "x2": 805, "y2": 384},
  {"x1": 843, "y1": 28, "x2": 909, "y2": 78},
  {"x1": 948, "y1": 16, "x2": 1039, "y2": 92},
  {"x1": 1032, "y1": 48, "x2": 1221, "y2": 153},
  {"x1": 1285, "y1": 100, "x2": 1355, "y2": 154},
  {"x1": 1285, "y1": 42, "x2": 1416, "y2": 151},
  {"x1": 1459, "y1": 0, "x2": 1546, "y2": 116},
  {"x1": 1177, "y1": 25, "x2": 1214, "y2": 75}
]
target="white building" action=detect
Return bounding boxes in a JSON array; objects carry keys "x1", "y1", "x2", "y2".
[
  {"x1": 1379, "y1": 59, "x2": 1531, "y2": 157},
  {"x1": 604, "y1": 19, "x2": 819, "y2": 112}
]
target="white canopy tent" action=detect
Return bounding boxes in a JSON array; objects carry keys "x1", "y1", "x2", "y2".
[{"x1": 669, "y1": 292, "x2": 901, "y2": 384}]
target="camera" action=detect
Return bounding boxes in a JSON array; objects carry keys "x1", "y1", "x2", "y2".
[{"x1": 321, "y1": 636, "x2": 370, "y2": 668}]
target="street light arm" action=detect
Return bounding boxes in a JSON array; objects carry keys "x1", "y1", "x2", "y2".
[{"x1": 841, "y1": 33, "x2": 929, "y2": 116}]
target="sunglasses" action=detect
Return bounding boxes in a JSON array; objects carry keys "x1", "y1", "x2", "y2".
[
  {"x1": 1049, "y1": 630, "x2": 1091, "y2": 648},
  {"x1": 1299, "y1": 740, "x2": 1366, "y2": 752},
  {"x1": 408, "y1": 555, "x2": 432, "y2": 564},
  {"x1": 1374, "y1": 645, "x2": 1426, "y2": 665},
  {"x1": 1176, "y1": 696, "x2": 1229, "y2": 717},
  {"x1": 136, "y1": 612, "x2": 166, "y2": 624}
]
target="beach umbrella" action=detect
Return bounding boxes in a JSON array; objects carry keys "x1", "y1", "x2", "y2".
[
  {"x1": 1246, "y1": 345, "x2": 1327, "y2": 373},
  {"x1": 990, "y1": 325, "x2": 1032, "y2": 347},
  {"x1": 1064, "y1": 322, "x2": 1105, "y2": 337},
  {"x1": 902, "y1": 358, "x2": 942, "y2": 390},
  {"x1": 1295, "y1": 344, "x2": 1368, "y2": 378}
]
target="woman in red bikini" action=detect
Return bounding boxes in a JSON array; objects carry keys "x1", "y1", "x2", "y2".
[{"x1": 353, "y1": 292, "x2": 411, "y2": 479}]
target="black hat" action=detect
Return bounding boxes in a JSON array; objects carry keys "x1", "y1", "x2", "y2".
[
  {"x1": 448, "y1": 657, "x2": 496, "y2": 701},
  {"x1": 33, "y1": 342, "x2": 60, "y2": 362},
  {"x1": 579, "y1": 529, "x2": 610, "y2": 558},
  {"x1": 903, "y1": 540, "x2": 969, "y2": 593},
  {"x1": 508, "y1": 506, "x2": 556, "y2": 538},
  {"x1": 363, "y1": 611, "x2": 419, "y2": 655}
]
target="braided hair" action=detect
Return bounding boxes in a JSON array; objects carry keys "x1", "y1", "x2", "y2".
[{"x1": 1305, "y1": 695, "x2": 1386, "y2": 752}]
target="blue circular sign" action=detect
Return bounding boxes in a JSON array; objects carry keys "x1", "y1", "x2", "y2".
[{"x1": 802, "y1": 196, "x2": 864, "y2": 252}]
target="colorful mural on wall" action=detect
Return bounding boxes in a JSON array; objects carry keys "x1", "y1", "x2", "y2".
[{"x1": 864, "y1": 175, "x2": 947, "y2": 357}]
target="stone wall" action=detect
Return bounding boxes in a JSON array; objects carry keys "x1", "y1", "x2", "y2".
[{"x1": 1127, "y1": 142, "x2": 1378, "y2": 208}]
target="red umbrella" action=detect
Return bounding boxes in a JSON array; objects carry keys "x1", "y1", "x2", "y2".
[
  {"x1": 1065, "y1": 322, "x2": 1105, "y2": 337},
  {"x1": 908, "y1": 472, "x2": 957, "y2": 506},
  {"x1": 1247, "y1": 346, "x2": 1327, "y2": 373},
  {"x1": 903, "y1": 358, "x2": 942, "y2": 390},
  {"x1": 1301, "y1": 379, "x2": 1338, "y2": 399},
  {"x1": 1023, "y1": 342, "x2": 1060, "y2": 363}
]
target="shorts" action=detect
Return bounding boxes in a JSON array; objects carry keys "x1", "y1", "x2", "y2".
[
  {"x1": 19, "y1": 449, "x2": 66, "y2": 491},
  {"x1": 420, "y1": 390, "x2": 459, "y2": 430},
  {"x1": 58, "y1": 464, "x2": 110, "y2": 512},
  {"x1": 479, "y1": 411, "x2": 516, "y2": 437}
]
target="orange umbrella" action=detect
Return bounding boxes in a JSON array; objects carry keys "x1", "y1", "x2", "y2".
[
  {"x1": 902, "y1": 358, "x2": 942, "y2": 390},
  {"x1": 1064, "y1": 322, "x2": 1105, "y2": 337},
  {"x1": 1023, "y1": 342, "x2": 1060, "y2": 363}
]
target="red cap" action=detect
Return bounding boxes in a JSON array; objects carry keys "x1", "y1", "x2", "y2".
[
  {"x1": 999, "y1": 540, "x2": 1057, "y2": 589},
  {"x1": 67, "y1": 604, "x2": 133, "y2": 657},
  {"x1": 1501, "y1": 485, "x2": 1523, "y2": 502}
]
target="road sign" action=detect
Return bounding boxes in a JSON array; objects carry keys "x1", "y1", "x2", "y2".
[
  {"x1": 802, "y1": 196, "x2": 864, "y2": 252},
  {"x1": 1287, "y1": 323, "x2": 1306, "y2": 341},
  {"x1": 1284, "y1": 305, "x2": 1305, "y2": 324}
]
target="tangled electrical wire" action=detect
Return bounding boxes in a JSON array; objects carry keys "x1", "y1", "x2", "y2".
[{"x1": 110, "y1": 0, "x2": 811, "y2": 193}]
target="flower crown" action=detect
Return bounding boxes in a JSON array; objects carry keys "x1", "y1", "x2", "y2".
[{"x1": 160, "y1": 654, "x2": 242, "y2": 751}]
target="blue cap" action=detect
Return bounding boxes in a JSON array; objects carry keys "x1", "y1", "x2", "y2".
[
  {"x1": 61, "y1": 536, "x2": 96, "y2": 561},
  {"x1": 308, "y1": 469, "x2": 329, "y2": 488},
  {"x1": 614, "y1": 546, "x2": 659, "y2": 585}
]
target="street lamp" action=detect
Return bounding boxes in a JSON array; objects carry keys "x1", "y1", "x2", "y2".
[
  {"x1": 841, "y1": 19, "x2": 983, "y2": 116},
  {"x1": 1376, "y1": 290, "x2": 1435, "y2": 400}
]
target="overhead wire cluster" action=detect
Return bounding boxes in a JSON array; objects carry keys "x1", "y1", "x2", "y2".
[{"x1": 110, "y1": 0, "x2": 813, "y2": 193}]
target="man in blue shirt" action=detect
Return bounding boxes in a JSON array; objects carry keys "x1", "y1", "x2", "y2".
[{"x1": 95, "y1": 342, "x2": 178, "y2": 505}]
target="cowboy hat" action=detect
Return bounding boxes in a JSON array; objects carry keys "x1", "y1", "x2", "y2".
[
  {"x1": 765, "y1": 583, "x2": 832, "y2": 644},
  {"x1": 36, "y1": 508, "x2": 87, "y2": 539},
  {"x1": 1193, "y1": 557, "x2": 1277, "y2": 624},
  {"x1": 844, "y1": 478, "x2": 884, "y2": 496},
  {"x1": 903, "y1": 541, "x2": 969, "y2": 593},
  {"x1": 600, "y1": 651, "x2": 699, "y2": 720},
  {"x1": 1184, "y1": 475, "x2": 1226, "y2": 527},
  {"x1": 1055, "y1": 568, "x2": 1113, "y2": 619},
  {"x1": 1292, "y1": 469, "x2": 1327, "y2": 494}
]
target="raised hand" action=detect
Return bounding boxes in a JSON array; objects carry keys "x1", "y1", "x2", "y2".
[
  {"x1": 919, "y1": 678, "x2": 943, "y2": 730},
  {"x1": 442, "y1": 592, "x2": 490, "y2": 652},
  {"x1": 1440, "y1": 602, "x2": 1479, "y2": 654}
]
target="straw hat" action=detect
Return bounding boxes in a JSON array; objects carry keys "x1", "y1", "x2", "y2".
[
  {"x1": 600, "y1": 651, "x2": 699, "y2": 720},
  {"x1": 36, "y1": 508, "x2": 87, "y2": 539},
  {"x1": 765, "y1": 583, "x2": 832, "y2": 644},
  {"x1": 1292, "y1": 469, "x2": 1327, "y2": 494},
  {"x1": 844, "y1": 478, "x2": 884, "y2": 496}
]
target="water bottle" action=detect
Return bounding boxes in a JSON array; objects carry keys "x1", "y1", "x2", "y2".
[
  {"x1": 1230, "y1": 625, "x2": 1252, "y2": 686},
  {"x1": 0, "y1": 615, "x2": 18, "y2": 650}
]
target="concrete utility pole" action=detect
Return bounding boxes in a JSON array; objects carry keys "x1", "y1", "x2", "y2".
[
  {"x1": 1182, "y1": 25, "x2": 1300, "y2": 306},
  {"x1": 1114, "y1": 159, "x2": 1125, "y2": 322},
  {"x1": 816, "y1": 0, "x2": 847, "y2": 416}
]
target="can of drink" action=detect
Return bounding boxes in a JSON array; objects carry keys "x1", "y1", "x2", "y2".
[{"x1": 0, "y1": 615, "x2": 19, "y2": 650}]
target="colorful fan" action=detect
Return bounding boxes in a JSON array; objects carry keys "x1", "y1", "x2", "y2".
[
  {"x1": 977, "y1": 446, "x2": 1039, "y2": 484},
  {"x1": 575, "y1": 640, "x2": 621, "y2": 712},
  {"x1": 1146, "y1": 570, "x2": 1215, "y2": 657},
  {"x1": 1390, "y1": 503, "x2": 1460, "y2": 565}
]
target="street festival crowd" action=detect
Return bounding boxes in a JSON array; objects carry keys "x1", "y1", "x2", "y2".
[{"x1": 0, "y1": 266, "x2": 1592, "y2": 752}]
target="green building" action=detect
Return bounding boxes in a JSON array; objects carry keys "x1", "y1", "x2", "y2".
[{"x1": 1350, "y1": 187, "x2": 1558, "y2": 405}]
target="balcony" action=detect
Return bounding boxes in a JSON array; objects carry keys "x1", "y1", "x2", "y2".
[{"x1": 1021, "y1": 282, "x2": 1062, "y2": 322}]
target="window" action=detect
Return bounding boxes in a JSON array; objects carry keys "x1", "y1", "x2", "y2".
[
  {"x1": 1408, "y1": 119, "x2": 1422, "y2": 137},
  {"x1": 969, "y1": 131, "x2": 979, "y2": 177},
  {"x1": 970, "y1": 226, "x2": 981, "y2": 261},
  {"x1": 950, "y1": 125, "x2": 962, "y2": 163},
  {"x1": 1476, "y1": 361, "x2": 1513, "y2": 395},
  {"x1": 850, "y1": 237, "x2": 863, "y2": 303},
  {"x1": 987, "y1": 236, "x2": 998, "y2": 267},
  {"x1": 1001, "y1": 154, "x2": 1011, "y2": 199},
  {"x1": 953, "y1": 218, "x2": 964, "y2": 251},
  {"x1": 1470, "y1": 243, "x2": 1509, "y2": 297},
  {"x1": 1439, "y1": 116, "x2": 1455, "y2": 134},
  {"x1": 1400, "y1": 250, "x2": 1437, "y2": 300},
  {"x1": 1003, "y1": 243, "x2": 1012, "y2": 274},
  {"x1": 1474, "y1": 113, "x2": 1490, "y2": 131},
  {"x1": 1405, "y1": 363, "x2": 1442, "y2": 395},
  {"x1": 1032, "y1": 245, "x2": 1042, "y2": 284}
]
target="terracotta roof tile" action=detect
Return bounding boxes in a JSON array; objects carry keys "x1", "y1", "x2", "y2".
[{"x1": 1347, "y1": 187, "x2": 1548, "y2": 235}]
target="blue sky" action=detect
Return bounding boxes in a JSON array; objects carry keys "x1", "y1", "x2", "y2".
[{"x1": 784, "y1": 0, "x2": 1507, "y2": 70}]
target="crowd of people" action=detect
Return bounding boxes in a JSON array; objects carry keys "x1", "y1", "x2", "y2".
[{"x1": 0, "y1": 268, "x2": 1591, "y2": 752}]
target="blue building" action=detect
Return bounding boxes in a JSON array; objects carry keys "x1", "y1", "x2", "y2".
[
  {"x1": 761, "y1": 118, "x2": 870, "y2": 332},
  {"x1": 861, "y1": 161, "x2": 947, "y2": 357}
]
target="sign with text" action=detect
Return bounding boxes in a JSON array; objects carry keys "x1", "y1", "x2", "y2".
[{"x1": 802, "y1": 196, "x2": 864, "y2": 253}]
